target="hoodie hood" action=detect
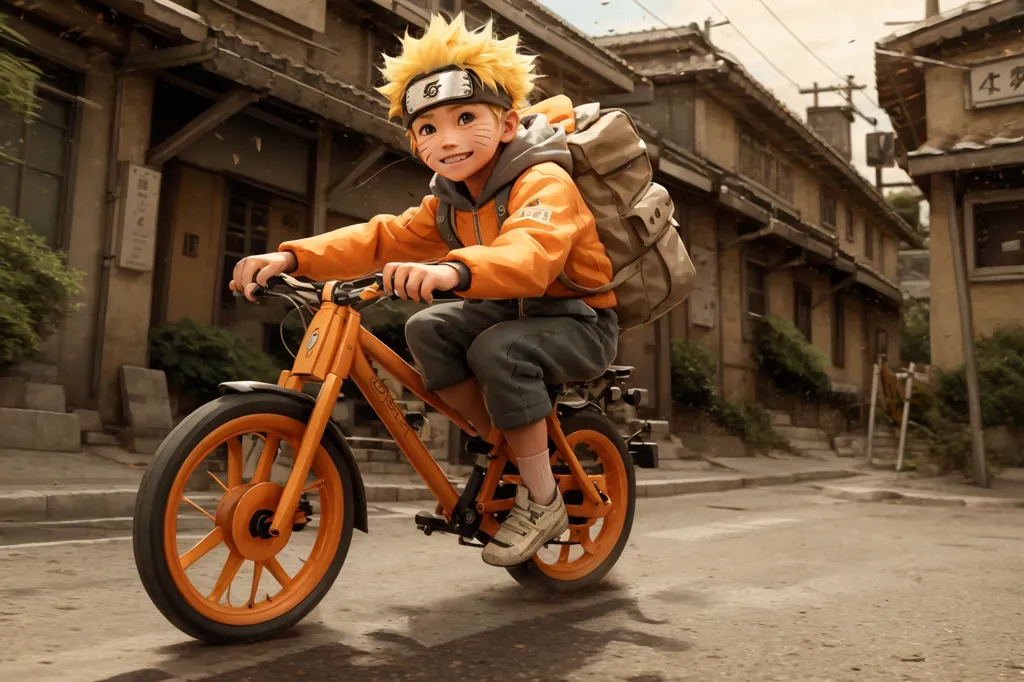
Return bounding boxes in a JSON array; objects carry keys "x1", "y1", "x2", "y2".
[{"x1": 428, "y1": 112, "x2": 573, "y2": 211}]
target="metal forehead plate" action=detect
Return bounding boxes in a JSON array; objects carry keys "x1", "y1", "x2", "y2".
[{"x1": 405, "y1": 70, "x2": 474, "y2": 117}]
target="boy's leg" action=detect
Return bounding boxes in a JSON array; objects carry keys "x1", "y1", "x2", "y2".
[{"x1": 466, "y1": 302, "x2": 619, "y2": 567}]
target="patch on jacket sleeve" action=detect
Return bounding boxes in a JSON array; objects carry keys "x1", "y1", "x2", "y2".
[{"x1": 510, "y1": 203, "x2": 553, "y2": 224}]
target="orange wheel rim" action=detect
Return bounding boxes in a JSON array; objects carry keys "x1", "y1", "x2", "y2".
[
  {"x1": 531, "y1": 429, "x2": 628, "y2": 581},
  {"x1": 162, "y1": 414, "x2": 344, "y2": 626}
]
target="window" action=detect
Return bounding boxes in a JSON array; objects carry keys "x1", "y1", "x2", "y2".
[
  {"x1": 0, "y1": 90, "x2": 73, "y2": 247},
  {"x1": 874, "y1": 328, "x2": 889, "y2": 365},
  {"x1": 744, "y1": 258, "x2": 767, "y2": 338},
  {"x1": 220, "y1": 183, "x2": 271, "y2": 309},
  {"x1": 865, "y1": 222, "x2": 875, "y2": 260},
  {"x1": 831, "y1": 295, "x2": 845, "y2": 368},
  {"x1": 845, "y1": 207, "x2": 855, "y2": 242},
  {"x1": 820, "y1": 188, "x2": 837, "y2": 230},
  {"x1": 879, "y1": 235, "x2": 887, "y2": 274},
  {"x1": 965, "y1": 190, "x2": 1024, "y2": 279},
  {"x1": 794, "y1": 283, "x2": 812, "y2": 342},
  {"x1": 738, "y1": 125, "x2": 795, "y2": 203}
]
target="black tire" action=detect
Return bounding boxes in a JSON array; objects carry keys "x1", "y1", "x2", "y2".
[
  {"x1": 505, "y1": 409, "x2": 636, "y2": 593},
  {"x1": 132, "y1": 393, "x2": 357, "y2": 645}
]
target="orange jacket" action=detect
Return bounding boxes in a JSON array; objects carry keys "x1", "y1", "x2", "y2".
[{"x1": 278, "y1": 96, "x2": 616, "y2": 309}]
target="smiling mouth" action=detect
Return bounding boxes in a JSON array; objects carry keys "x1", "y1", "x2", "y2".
[{"x1": 441, "y1": 152, "x2": 473, "y2": 165}]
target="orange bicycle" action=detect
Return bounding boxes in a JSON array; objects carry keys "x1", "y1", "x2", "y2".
[{"x1": 133, "y1": 274, "x2": 651, "y2": 644}]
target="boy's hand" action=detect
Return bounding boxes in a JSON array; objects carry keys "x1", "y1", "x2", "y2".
[
  {"x1": 230, "y1": 252, "x2": 297, "y2": 302},
  {"x1": 382, "y1": 262, "x2": 460, "y2": 304}
]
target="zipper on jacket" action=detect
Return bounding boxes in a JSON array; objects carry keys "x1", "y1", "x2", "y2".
[{"x1": 471, "y1": 208, "x2": 482, "y2": 245}]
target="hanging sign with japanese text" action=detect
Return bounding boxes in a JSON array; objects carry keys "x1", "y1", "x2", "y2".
[
  {"x1": 116, "y1": 163, "x2": 162, "y2": 272},
  {"x1": 968, "y1": 54, "x2": 1024, "y2": 109}
]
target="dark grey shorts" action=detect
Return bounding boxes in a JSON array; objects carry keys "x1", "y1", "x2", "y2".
[{"x1": 404, "y1": 298, "x2": 619, "y2": 430}]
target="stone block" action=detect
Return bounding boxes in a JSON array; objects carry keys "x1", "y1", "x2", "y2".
[
  {"x1": 0, "y1": 491, "x2": 48, "y2": 521},
  {"x1": 11, "y1": 362, "x2": 58, "y2": 383},
  {"x1": 0, "y1": 407, "x2": 38, "y2": 449},
  {"x1": 34, "y1": 411, "x2": 81, "y2": 452},
  {"x1": 45, "y1": 488, "x2": 138, "y2": 520},
  {"x1": 24, "y1": 382, "x2": 66, "y2": 413},
  {"x1": 74, "y1": 409, "x2": 104, "y2": 433},
  {"x1": 120, "y1": 427, "x2": 168, "y2": 454},
  {"x1": 119, "y1": 366, "x2": 173, "y2": 431},
  {"x1": 0, "y1": 377, "x2": 27, "y2": 408},
  {"x1": 84, "y1": 431, "x2": 120, "y2": 446}
]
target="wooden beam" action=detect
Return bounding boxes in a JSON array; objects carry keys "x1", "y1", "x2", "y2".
[
  {"x1": 11, "y1": 0, "x2": 129, "y2": 53},
  {"x1": 121, "y1": 38, "x2": 220, "y2": 73},
  {"x1": 310, "y1": 124, "x2": 333, "y2": 236},
  {"x1": 147, "y1": 88, "x2": 262, "y2": 167},
  {"x1": 326, "y1": 140, "x2": 387, "y2": 197},
  {"x1": 908, "y1": 145, "x2": 1024, "y2": 176},
  {"x1": 0, "y1": 11, "x2": 89, "y2": 72}
]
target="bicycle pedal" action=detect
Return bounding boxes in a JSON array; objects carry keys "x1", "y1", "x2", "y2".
[{"x1": 414, "y1": 510, "x2": 453, "y2": 535}]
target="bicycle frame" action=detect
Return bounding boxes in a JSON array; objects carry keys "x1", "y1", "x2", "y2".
[{"x1": 263, "y1": 280, "x2": 608, "y2": 539}]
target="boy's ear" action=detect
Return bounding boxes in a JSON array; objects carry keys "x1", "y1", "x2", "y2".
[{"x1": 500, "y1": 109, "x2": 520, "y2": 144}]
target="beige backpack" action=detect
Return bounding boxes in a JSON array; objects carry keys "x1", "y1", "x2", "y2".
[{"x1": 436, "y1": 102, "x2": 696, "y2": 331}]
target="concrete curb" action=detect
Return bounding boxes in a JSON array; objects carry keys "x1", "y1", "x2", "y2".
[
  {"x1": 814, "y1": 484, "x2": 1024, "y2": 509},
  {"x1": 0, "y1": 469, "x2": 864, "y2": 522}
]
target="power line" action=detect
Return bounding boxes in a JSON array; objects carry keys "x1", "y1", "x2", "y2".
[
  {"x1": 702, "y1": 0, "x2": 802, "y2": 90},
  {"x1": 627, "y1": 0, "x2": 702, "y2": 45},
  {"x1": 755, "y1": 0, "x2": 881, "y2": 109}
]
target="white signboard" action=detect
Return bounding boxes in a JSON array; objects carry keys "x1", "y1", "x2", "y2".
[
  {"x1": 969, "y1": 54, "x2": 1024, "y2": 109},
  {"x1": 248, "y1": 0, "x2": 326, "y2": 33},
  {"x1": 116, "y1": 163, "x2": 162, "y2": 272},
  {"x1": 688, "y1": 244, "x2": 718, "y2": 329}
]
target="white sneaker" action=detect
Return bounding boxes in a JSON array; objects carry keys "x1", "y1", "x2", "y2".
[{"x1": 481, "y1": 485, "x2": 569, "y2": 567}]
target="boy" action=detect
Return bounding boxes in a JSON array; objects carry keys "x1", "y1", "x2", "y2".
[{"x1": 229, "y1": 13, "x2": 618, "y2": 568}]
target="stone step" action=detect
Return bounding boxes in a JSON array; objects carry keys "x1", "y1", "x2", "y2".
[
  {"x1": 788, "y1": 438, "x2": 836, "y2": 454},
  {"x1": 10, "y1": 362, "x2": 59, "y2": 384},
  {"x1": 83, "y1": 431, "x2": 120, "y2": 446},
  {"x1": 0, "y1": 407, "x2": 79, "y2": 452},
  {"x1": 0, "y1": 377, "x2": 26, "y2": 408},
  {"x1": 24, "y1": 382, "x2": 66, "y2": 413},
  {"x1": 775, "y1": 426, "x2": 829, "y2": 442},
  {"x1": 769, "y1": 410, "x2": 792, "y2": 426},
  {"x1": 835, "y1": 447, "x2": 860, "y2": 458},
  {"x1": 74, "y1": 409, "x2": 103, "y2": 433}
]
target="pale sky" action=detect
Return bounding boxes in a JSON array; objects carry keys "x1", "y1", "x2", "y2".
[{"x1": 538, "y1": 0, "x2": 960, "y2": 191}]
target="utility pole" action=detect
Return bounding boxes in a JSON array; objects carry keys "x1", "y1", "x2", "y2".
[
  {"x1": 798, "y1": 76, "x2": 878, "y2": 127},
  {"x1": 703, "y1": 16, "x2": 730, "y2": 44}
]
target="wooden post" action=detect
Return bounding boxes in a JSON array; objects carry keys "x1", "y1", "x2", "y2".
[
  {"x1": 941, "y1": 174, "x2": 989, "y2": 486},
  {"x1": 866, "y1": 359, "x2": 881, "y2": 464},
  {"x1": 310, "y1": 124, "x2": 333, "y2": 236},
  {"x1": 895, "y1": 362, "x2": 916, "y2": 475}
]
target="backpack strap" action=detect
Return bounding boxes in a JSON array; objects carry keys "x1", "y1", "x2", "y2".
[{"x1": 435, "y1": 201, "x2": 464, "y2": 250}]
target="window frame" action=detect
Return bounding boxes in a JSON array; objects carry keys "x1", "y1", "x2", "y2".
[
  {"x1": 220, "y1": 182, "x2": 273, "y2": 310},
  {"x1": 819, "y1": 187, "x2": 837, "y2": 231},
  {"x1": 874, "y1": 327, "x2": 890, "y2": 366},
  {"x1": 793, "y1": 282, "x2": 813, "y2": 342},
  {"x1": 743, "y1": 255, "x2": 769, "y2": 340},
  {"x1": 964, "y1": 188, "x2": 1024, "y2": 281},
  {"x1": 864, "y1": 221, "x2": 875, "y2": 260},
  {"x1": 737, "y1": 124, "x2": 795, "y2": 204},
  {"x1": 845, "y1": 206, "x2": 855, "y2": 243}
]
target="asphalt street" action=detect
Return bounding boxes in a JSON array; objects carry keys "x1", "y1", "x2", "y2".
[{"x1": 0, "y1": 484, "x2": 1021, "y2": 682}]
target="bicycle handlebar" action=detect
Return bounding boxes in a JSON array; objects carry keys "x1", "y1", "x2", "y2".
[{"x1": 236, "y1": 273, "x2": 460, "y2": 308}]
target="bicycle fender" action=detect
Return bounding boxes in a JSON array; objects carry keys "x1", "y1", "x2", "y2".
[{"x1": 218, "y1": 381, "x2": 369, "y2": 534}]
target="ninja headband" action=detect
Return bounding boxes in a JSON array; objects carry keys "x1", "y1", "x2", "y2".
[{"x1": 402, "y1": 66, "x2": 513, "y2": 129}]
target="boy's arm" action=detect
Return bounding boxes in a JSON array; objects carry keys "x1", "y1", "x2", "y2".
[
  {"x1": 277, "y1": 195, "x2": 448, "y2": 282},
  {"x1": 439, "y1": 169, "x2": 583, "y2": 299}
]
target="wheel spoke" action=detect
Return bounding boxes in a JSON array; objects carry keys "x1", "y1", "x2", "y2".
[
  {"x1": 208, "y1": 550, "x2": 245, "y2": 602},
  {"x1": 248, "y1": 561, "x2": 265, "y2": 607},
  {"x1": 578, "y1": 529, "x2": 597, "y2": 556},
  {"x1": 181, "y1": 496, "x2": 216, "y2": 523},
  {"x1": 180, "y1": 526, "x2": 225, "y2": 570},
  {"x1": 265, "y1": 556, "x2": 292, "y2": 588},
  {"x1": 252, "y1": 434, "x2": 281, "y2": 484},
  {"x1": 557, "y1": 543, "x2": 571, "y2": 563},
  {"x1": 227, "y1": 437, "x2": 244, "y2": 488},
  {"x1": 302, "y1": 479, "x2": 324, "y2": 494},
  {"x1": 206, "y1": 471, "x2": 229, "y2": 493}
]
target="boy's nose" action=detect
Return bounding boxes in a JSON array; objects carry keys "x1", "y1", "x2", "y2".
[{"x1": 441, "y1": 137, "x2": 459, "y2": 149}]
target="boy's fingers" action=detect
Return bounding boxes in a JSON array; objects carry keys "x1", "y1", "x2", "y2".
[
  {"x1": 255, "y1": 264, "x2": 278, "y2": 287},
  {"x1": 382, "y1": 263, "x2": 398, "y2": 294},
  {"x1": 393, "y1": 265, "x2": 411, "y2": 300},
  {"x1": 419, "y1": 274, "x2": 435, "y2": 304},
  {"x1": 244, "y1": 282, "x2": 260, "y2": 302},
  {"x1": 405, "y1": 269, "x2": 426, "y2": 302}
]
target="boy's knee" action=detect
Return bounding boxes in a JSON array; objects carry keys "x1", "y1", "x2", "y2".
[{"x1": 404, "y1": 308, "x2": 444, "y2": 353}]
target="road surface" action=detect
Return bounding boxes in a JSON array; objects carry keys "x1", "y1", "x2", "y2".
[{"x1": 0, "y1": 483, "x2": 1021, "y2": 681}]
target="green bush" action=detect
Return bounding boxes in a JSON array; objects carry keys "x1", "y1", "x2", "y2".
[
  {"x1": 711, "y1": 399, "x2": 787, "y2": 451},
  {"x1": 753, "y1": 316, "x2": 832, "y2": 401},
  {"x1": 935, "y1": 326, "x2": 1024, "y2": 428},
  {"x1": 149, "y1": 320, "x2": 281, "y2": 404},
  {"x1": 0, "y1": 16, "x2": 40, "y2": 118},
  {"x1": 901, "y1": 299, "x2": 931, "y2": 365},
  {"x1": 0, "y1": 209, "x2": 83, "y2": 369},
  {"x1": 669, "y1": 340, "x2": 717, "y2": 408}
]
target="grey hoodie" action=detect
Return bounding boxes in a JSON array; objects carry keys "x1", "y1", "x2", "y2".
[{"x1": 427, "y1": 113, "x2": 573, "y2": 211}]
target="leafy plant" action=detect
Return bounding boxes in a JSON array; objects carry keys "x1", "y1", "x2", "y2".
[
  {"x1": 935, "y1": 326, "x2": 1024, "y2": 429},
  {"x1": 711, "y1": 399, "x2": 787, "y2": 451},
  {"x1": 0, "y1": 15, "x2": 40, "y2": 119},
  {"x1": 149, "y1": 320, "x2": 281, "y2": 404},
  {"x1": 0, "y1": 208, "x2": 83, "y2": 369},
  {"x1": 669, "y1": 340, "x2": 716, "y2": 408},
  {"x1": 753, "y1": 316, "x2": 832, "y2": 401},
  {"x1": 886, "y1": 189, "x2": 923, "y2": 236},
  {"x1": 901, "y1": 299, "x2": 930, "y2": 365}
]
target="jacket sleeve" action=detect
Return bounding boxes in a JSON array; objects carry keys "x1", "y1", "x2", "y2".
[
  {"x1": 277, "y1": 195, "x2": 448, "y2": 281},
  {"x1": 440, "y1": 169, "x2": 584, "y2": 299}
]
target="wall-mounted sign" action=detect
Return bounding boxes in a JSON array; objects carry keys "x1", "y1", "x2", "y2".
[
  {"x1": 116, "y1": 163, "x2": 162, "y2": 272},
  {"x1": 865, "y1": 131, "x2": 896, "y2": 168},
  {"x1": 968, "y1": 53, "x2": 1024, "y2": 109},
  {"x1": 249, "y1": 0, "x2": 325, "y2": 33},
  {"x1": 688, "y1": 244, "x2": 718, "y2": 329}
]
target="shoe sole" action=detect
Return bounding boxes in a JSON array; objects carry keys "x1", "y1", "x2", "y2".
[{"x1": 481, "y1": 513, "x2": 571, "y2": 568}]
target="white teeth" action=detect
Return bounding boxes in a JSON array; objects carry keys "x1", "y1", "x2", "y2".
[{"x1": 442, "y1": 153, "x2": 471, "y2": 164}]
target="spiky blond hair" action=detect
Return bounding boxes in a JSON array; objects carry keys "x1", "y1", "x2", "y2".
[{"x1": 377, "y1": 13, "x2": 537, "y2": 122}]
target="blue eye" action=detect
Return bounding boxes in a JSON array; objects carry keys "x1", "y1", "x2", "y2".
[
  {"x1": 458, "y1": 112, "x2": 476, "y2": 125},
  {"x1": 419, "y1": 124, "x2": 436, "y2": 136}
]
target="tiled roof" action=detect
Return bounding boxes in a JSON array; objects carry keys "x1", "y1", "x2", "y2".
[{"x1": 908, "y1": 130, "x2": 1024, "y2": 157}]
